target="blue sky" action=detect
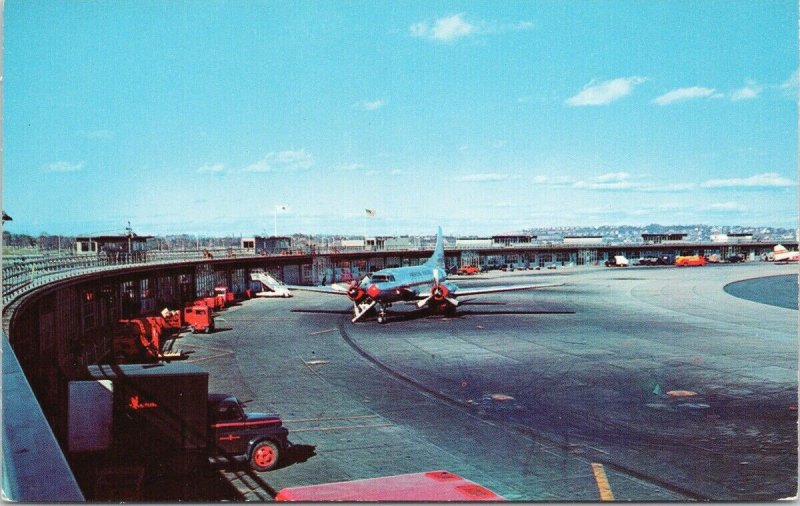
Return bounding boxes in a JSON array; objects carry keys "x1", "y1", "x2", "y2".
[{"x1": 4, "y1": 0, "x2": 797, "y2": 236}]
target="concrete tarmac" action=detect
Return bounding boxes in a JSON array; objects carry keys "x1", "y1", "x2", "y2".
[{"x1": 180, "y1": 263, "x2": 797, "y2": 501}]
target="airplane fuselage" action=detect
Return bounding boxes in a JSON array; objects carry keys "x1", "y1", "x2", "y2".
[{"x1": 365, "y1": 265, "x2": 452, "y2": 304}]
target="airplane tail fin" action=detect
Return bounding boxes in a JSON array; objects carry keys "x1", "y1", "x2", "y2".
[
  {"x1": 775, "y1": 244, "x2": 788, "y2": 253},
  {"x1": 425, "y1": 226, "x2": 445, "y2": 268}
]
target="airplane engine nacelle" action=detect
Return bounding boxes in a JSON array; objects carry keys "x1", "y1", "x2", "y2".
[
  {"x1": 431, "y1": 284, "x2": 449, "y2": 301},
  {"x1": 347, "y1": 284, "x2": 366, "y2": 302}
]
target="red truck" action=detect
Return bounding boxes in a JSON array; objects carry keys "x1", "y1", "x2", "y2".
[
  {"x1": 184, "y1": 304, "x2": 215, "y2": 333},
  {"x1": 207, "y1": 394, "x2": 290, "y2": 471},
  {"x1": 214, "y1": 286, "x2": 235, "y2": 305},
  {"x1": 457, "y1": 265, "x2": 481, "y2": 275},
  {"x1": 675, "y1": 255, "x2": 706, "y2": 267}
]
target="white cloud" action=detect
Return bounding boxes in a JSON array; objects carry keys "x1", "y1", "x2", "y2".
[
  {"x1": 730, "y1": 81, "x2": 762, "y2": 101},
  {"x1": 353, "y1": 99, "x2": 387, "y2": 111},
  {"x1": 565, "y1": 77, "x2": 647, "y2": 106},
  {"x1": 272, "y1": 149, "x2": 314, "y2": 168},
  {"x1": 44, "y1": 161, "x2": 84, "y2": 172},
  {"x1": 594, "y1": 172, "x2": 631, "y2": 183},
  {"x1": 455, "y1": 173, "x2": 510, "y2": 182},
  {"x1": 570, "y1": 172, "x2": 698, "y2": 192},
  {"x1": 574, "y1": 172, "x2": 636, "y2": 190},
  {"x1": 638, "y1": 182, "x2": 697, "y2": 193},
  {"x1": 531, "y1": 175, "x2": 576, "y2": 186},
  {"x1": 411, "y1": 13, "x2": 476, "y2": 42},
  {"x1": 652, "y1": 86, "x2": 717, "y2": 105},
  {"x1": 243, "y1": 149, "x2": 314, "y2": 173},
  {"x1": 197, "y1": 163, "x2": 225, "y2": 173},
  {"x1": 701, "y1": 172, "x2": 795, "y2": 188},
  {"x1": 409, "y1": 14, "x2": 531, "y2": 43},
  {"x1": 780, "y1": 69, "x2": 798, "y2": 94},
  {"x1": 243, "y1": 159, "x2": 271, "y2": 173},
  {"x1": 704, "y1": 202, "x2": 748, "y2": 212}
]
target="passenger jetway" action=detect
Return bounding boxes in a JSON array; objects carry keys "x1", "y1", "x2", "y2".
[{"x1": 250, "y1": 272, "x2": 292, "y2": 298}]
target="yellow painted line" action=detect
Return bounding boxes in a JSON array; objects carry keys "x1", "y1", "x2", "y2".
[{"x1": 591, "y1": 463, "x2": 615, "y2": 501}]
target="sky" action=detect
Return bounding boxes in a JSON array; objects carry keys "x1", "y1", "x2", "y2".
[{"x1": 3, "y1": 0, "x2": 798, "y2": 237}]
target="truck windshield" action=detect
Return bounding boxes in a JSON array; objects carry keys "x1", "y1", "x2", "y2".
[{"x1": 216, "y1": 400, "x2": 242, "y2": 421}]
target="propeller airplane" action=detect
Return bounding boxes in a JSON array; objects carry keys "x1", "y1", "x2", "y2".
[{"x1": 290, "y1": 227, "x2": 563, "y2": 323}]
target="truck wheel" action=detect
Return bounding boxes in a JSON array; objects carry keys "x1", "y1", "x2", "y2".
[{"x1": 250, "y1": 440, "x2": 280, "y2": 472}]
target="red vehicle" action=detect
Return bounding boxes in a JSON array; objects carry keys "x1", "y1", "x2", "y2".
[
  {"x1": 457, "y1": 265, "x2": 481, "y2": 275},
  {"x1": 196, "y1": 295, "x2": 224, "y2": 311},
  {"x1": 275, "y1": 471, "x2": 505, "y2": 502},
  {"x1": 184, "y1": 304, "x2": 215, "y2": 333},
  {"x1": 675, "y1": 255, "x2": 706, "y2": 267},
  {"x1": 207, "y1": 394, "x2": 290, "y2": 472},
  {"x1": 113, "y1": 318, "x2": 163, "y2": 362},
  {"x1": 214, "y1": 286, "x2": 235, "y2": 305}
]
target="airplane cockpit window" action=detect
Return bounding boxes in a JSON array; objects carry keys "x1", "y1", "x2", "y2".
[{"x1": 371, "y1": 274, "x2": 396, "y2": 283}]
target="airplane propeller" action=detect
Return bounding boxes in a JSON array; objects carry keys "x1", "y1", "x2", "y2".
[
  {"x1": 417, "y1": 268, "x2": 459, "y2": 308},
  {"x1": 343, "y1": 274, "x2": 371, "y2": 302}
]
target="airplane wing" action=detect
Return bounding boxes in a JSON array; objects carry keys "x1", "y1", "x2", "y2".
[
  {"x1": 453, "y1": 283, "x2": 564, "y2": 297},
  {"x1": 288, "y1": 284, "x2": 351, "y2": 296}
]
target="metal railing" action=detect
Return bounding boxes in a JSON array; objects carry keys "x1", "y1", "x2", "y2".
[{"x1": 1, "y1": 249, "x2": 255, "y2": 309}]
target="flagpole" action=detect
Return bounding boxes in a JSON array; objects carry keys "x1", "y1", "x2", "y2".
[{"x1": 274, "y1": 208, "x2": 277, "y2": 236}]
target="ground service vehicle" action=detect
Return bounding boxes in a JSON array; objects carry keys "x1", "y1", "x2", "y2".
[
  {"x1": 639, "y1": 255, "x2": 673, "y2": 266},
  {"x1": 675, "y1": 255, "x2": 706, "y2": 267},
  {"x1": 605, "y1": 255, "x2": 629, "y2": 267},
  {"x1": 184, "y1": 304, "x2": 215, "y2": 333},
  {"x1": 275, "y1": 470, "x2": 504, "y2": 501},
  {"x1": 214, "y1": 286, "x2": 235, "y2": 305},
  {"x1": 74, "y1": 364, "x2": 290, "y2": 477},
  {"x1": 457, "y1": 265, "x2": 481, "y2": 275},
  {"x1": 207, "y1": 394, "x2": 290, "y2": 472},
  {"x1": 112, "y1": 311, "x2": 186, "y2": 362}
]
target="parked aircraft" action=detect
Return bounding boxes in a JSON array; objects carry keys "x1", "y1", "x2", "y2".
[
  {"x1": 290, "y1": 227, "x2": 562, "y2": 323},
  {"x1": 773, "y1": 244, "x2": 799, "y2": 262}
]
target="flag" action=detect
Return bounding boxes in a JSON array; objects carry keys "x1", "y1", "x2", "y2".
[{"x1": 365, "y1": 209, "x2": 376, "y2": 217}]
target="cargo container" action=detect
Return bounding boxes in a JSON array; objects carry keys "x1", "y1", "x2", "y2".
[{"x1": 86, "y1": 363, "x2": 209, "y2": 454}]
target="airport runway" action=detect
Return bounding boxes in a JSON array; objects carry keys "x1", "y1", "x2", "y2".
[{"x1": 180, "y1": 263, "x2": 797, "y2": 501}]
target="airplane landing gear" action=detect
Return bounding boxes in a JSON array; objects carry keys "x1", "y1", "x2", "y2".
[{"x1": 377, "y1": 305, "x2": 388, "y2": 324}]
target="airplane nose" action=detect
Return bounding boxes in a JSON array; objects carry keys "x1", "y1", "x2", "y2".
[{"x1": 367, "y1": 284, "x2": 381, "y2": 298}]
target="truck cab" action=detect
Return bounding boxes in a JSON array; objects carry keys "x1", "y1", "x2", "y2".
[{"x1": 207, "y1": 394, "x2": 290, "y2": 472}]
